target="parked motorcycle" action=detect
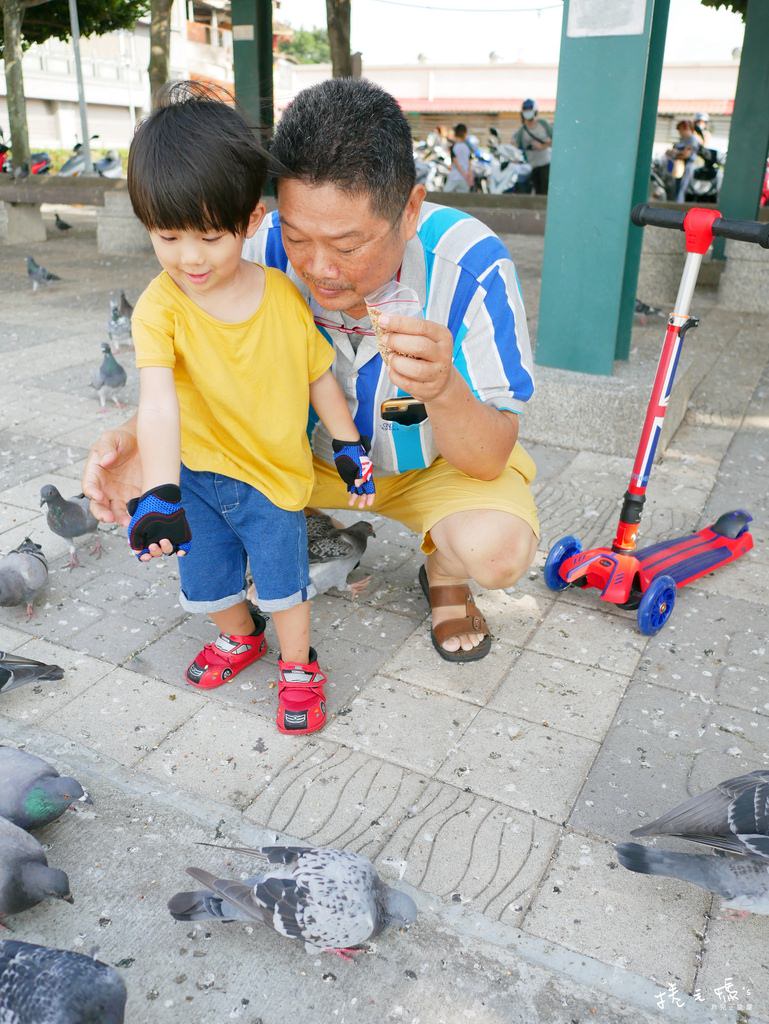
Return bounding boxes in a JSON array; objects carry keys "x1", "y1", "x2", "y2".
[
  {"x1": 413, "y1": 136, "x2": 450, "y2": 192},
  {"x1": 58, "y1": 135, "x2": 122, "y2": 178},
  {"x1": 485, "y1": 127, "x2": 532, "y2": 194},
  {"x1": 0, "y1": 127, "x2": 52, "y2": 176},
  {"x1": 650, "y1": 146, "x2": 724, "y2": 203}
]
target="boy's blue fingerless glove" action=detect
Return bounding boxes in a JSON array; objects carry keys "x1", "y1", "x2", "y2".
[
  {"x1": 332, "y1": 437, "x2": 376, "y2": 496},
  {"x1": 126, "y1": 484, "x2": 192, "y2": 560}
]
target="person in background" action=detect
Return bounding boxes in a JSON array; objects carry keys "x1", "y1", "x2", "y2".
[
  {"x1": 666, "y1": 119, "x2": 700, "y2": 203},
  {"x1": 443, "y1": 123, "x2": 474, "y2": 193},
  {"x1": 693, "y1": 112, "x2": 712, "y2": 148},
  {"x1": 513, "y1": 98, "x2": 552, "y2": 195}
]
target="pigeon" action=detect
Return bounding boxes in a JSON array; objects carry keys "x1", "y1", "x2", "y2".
[
  {"x1": 0, "y1": 537, "x2": 49, "y2": 618},
  {"x1": 91, "y1": 343, "x2": 127, "y2": 411},
  {"x1": 0, "y1": 817, "x2": 73, "y2": 920},
  {"x1": 306, "y1": 509, "x2": 376, "y2": 596},
  {"x1": 616, "y1": 841, "x2": 769, "y2": 916},
  {"x1": 634, "y1": 298, "x2": 667, "y2": 326},
  {"x1": 12, "y1": 162, "x2": 29, "y2": 181},
  {"x1": 0, "y1": 940, "x2": 126, "y2": 1024},
  {"x1": 107, "y1": 290, "x2": 133, "y2": 351},
  {"x1": 25, "y1": 256, "x2": 60, "y2": 292},
  {"x1": 1, "y1": 653, "x2": 64, "y2": 696},
  {"x1": 168, "y1": 843, "x2": 417, "y2": 956},
  {"x1": 0, "y1": 746, "x2": 86, "y2": 830},
  {"x1": 54, "y1": 212, "x2": 72, "y2": 232},
  {"x1": 632, "y1": 770, "x2": 769, "y2": 858},
  {"x1": 39, "y1": 486, "x2": 101, "y2": 570}
]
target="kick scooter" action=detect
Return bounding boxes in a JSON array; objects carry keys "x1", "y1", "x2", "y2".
[{"x1": 544, "y1": 204, "x2": 769, "y2": 636}]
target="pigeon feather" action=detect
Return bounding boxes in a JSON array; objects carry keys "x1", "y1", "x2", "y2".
[
  {"x1": 632, "y1": 771, "x2": 769, "y2": 859},
  {"x1": 0, "y1": 817, "x2": 72, "y2": 917},
  {"x1": 0, "y1": 940, "x2": 126, "y2": 1024},
  {"x1": 0, "y1": 652, "x2": 63, "y2": 695},
  {"x1": 0, "y1": 746, "x2": 85, "y2": 830},
  {"x1": 306, "y1": 511, "x2": 375, "y2": 595},
  {"x1": 0, "y1": 538, "x2": 48, "y2": 616}
]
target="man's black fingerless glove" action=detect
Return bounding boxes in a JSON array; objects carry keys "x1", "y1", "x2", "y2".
[{"x1": 126, "y1": 484, "x2": 192, "y2": 559}]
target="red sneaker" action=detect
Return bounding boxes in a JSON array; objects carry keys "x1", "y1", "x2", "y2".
[
  {"x1": 186, "y1": 614, "x2": 267, "y2": 690},
  {"x1": 277, "y1": 647, "x2": 327, "y2": 735}
]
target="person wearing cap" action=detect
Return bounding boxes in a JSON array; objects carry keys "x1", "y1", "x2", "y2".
[
  {"x1": 513, "y1": 99, "x2": 552, "y2": 195},
  {"x1": 693, "y1": 112, "x2": 712, "y2": 148}
]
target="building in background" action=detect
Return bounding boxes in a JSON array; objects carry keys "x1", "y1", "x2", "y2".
[
  {"x1": 1, "y1": 0, "x2": 739, "y2": 155},
  {"x1": 0, "y1": 0, "x2": 238, "y2": 151}
]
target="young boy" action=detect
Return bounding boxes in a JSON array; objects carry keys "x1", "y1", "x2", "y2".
[
  {"x1": 443, "y1": 123, "x2": 473, "y2": 194},
  {"x1": 125, "y1": 84, "x2": 375, "y2": 736}
]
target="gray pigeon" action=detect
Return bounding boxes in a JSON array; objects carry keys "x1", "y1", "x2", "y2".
[
  {"x1": 54, "y1": 212, "x2": 72, "y2": 232},
  {"x1": 1, "y1": 653, "x2": 64, "y2": 696},
  {"x1": 616, "y1": 841, "x2": 769, "y2": 916},
  {"x1": 91, "y1": 343, "x2": 127, "y2": 411},
  {"x1": 0, "y1": 817, "x2": 73, "y2": 920},
  {"x1": 168, "y1": 844, "x2": 417, "y2": 955},
  {"x1": 107, "y1": 290, "x2": 133, "y2": 351},
  {"x1": 0, "y1": 940, "x2": 126, "y2": 1024},
  {"x1": 306, "y1": 510, "x2": 375, "y2": 596},
  {"x1": 0, "y1": 746, "x2": 86, "y2": 830},
  {"x1": 39, "y1": 486, "x2": 101, "y2": 569},
  {"x1": 632, "y1": 771, "x2": 769, "y2": 858},
  {"x1": 0, "y1": 537, "x2": 49, "y2": 618},
  {"x1": 25, "y1": 256, "x2": 60, "y2": 292}
]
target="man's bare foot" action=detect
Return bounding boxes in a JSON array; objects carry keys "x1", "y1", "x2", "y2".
[{"x1": 423, "y1": 562, "x2": 485, "y2": 653}]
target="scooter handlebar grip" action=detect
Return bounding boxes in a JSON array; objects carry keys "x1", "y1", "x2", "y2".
[
  {"x1": 631, "y1": 203, "x2": 686, "y2": 231},
  {"x1": 711, "y1": 217, "x2": 769, "y2": 249}
]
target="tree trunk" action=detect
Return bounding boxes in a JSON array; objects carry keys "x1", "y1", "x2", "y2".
[
  {"x1": 1, "y1": 0, "x2": 31, "y2": 168},
  {"x1": 149, "y1": 0, "x2": 173, "y2": 109},
  {"x1": 325, "y1": 0, "x2": 352, "y2": 78}
]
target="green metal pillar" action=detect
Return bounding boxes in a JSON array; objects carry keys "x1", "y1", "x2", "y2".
[
  {"x1": 713, "y1": 0, "x2": 769, "y2": 260},
  {"x1": 231, "y1": 0, "x2": 274, "y2": 141},
  {"x1": 615, "y1": 0, "x2": 670, "y2": 360},
  {"x1": 536, "y1": 0, "x2": 668, "y2": 375}
]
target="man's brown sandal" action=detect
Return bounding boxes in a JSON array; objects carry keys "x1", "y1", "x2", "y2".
[{"x1": 418, "y1": 564, "x2": 492, "y2": 663}]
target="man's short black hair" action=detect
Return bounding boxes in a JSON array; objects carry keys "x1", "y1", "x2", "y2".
[
  {"x1": 270, "y1": 78, "x2": 416, "y2": 224},
  {"x1": 127, "y1": 81, "x2": 268, "y2": 235},
  {"x1": 453, "y1": 123, "x2": 468, "y2": 137}
]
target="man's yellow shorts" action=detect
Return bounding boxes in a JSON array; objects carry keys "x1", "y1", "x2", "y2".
[{"x1": 310, "y1": 442, "x2": 539, "y2": 555}]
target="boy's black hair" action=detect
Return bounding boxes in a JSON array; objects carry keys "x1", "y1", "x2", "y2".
[
  {"x1": 127, "y1": 81, "x2": 269, "y2": 235},
  {"x1": 270, "y1": 78, "x2": 416, "y2": 224},
  {"x1": 453, "y1": 123, "x2": 468, "y2": 137}
]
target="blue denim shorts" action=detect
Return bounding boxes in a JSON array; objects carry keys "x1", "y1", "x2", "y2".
[{"x1": 177, "y1": 465, "x2": 315, "y2": 614}]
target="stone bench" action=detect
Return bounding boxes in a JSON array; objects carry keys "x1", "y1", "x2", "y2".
[{"x1": 0, "y1": 177, "x2": 151, "y2": 254}]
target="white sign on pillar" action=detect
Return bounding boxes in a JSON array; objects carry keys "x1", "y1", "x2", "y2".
[{"x1": 567, "y1": 0, "x2": 647, "y2": 37}]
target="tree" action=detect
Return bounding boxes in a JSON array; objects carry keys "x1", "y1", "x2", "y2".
[
  {"x1": 0, "y1": 0, "x2": 147, "y2": 168},
  {"x1": 278, "y1": 25, "x2": 330, "y2": 65},
  {"x1": 325, "y1": 0, "x2": 351, "y2": 78},
  {"x1": 701, "y1": 0, "x2": 747, "y2": 16},
  {"x1": 149, "y1": 0, "x2": 172, "y2": 109}
]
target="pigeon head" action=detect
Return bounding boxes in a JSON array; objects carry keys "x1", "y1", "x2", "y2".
[
  {"x1": 25, "y1": 256, "x2": 38, "y2": 272},
  {"x1": 381, "y1": 885, "x2": 417, "y2": 927},
  {"x1": 349, "y1": 521, "x2": 376, "y2": 541},
  {"x1": 100, "y1": 342, "x2": 111, "y2": 354},
  {"x1": 21, "y1": 861, "x2": 73, "y2": 903},
  {"x1": 25, "y1": 776, "x2": 85, "y2": 825},
  {"x1": 39, "y1": 484, "x2": 62, "y2": 508},
  {"x1": 15, "y1": 537, "x2": 43, "y2": 557}
]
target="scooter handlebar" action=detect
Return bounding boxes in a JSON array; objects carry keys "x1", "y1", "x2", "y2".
[
  {"x1": 631, "y1": 204, "x2": 686, "y2": 231},
  {"x1": 712, "y1": 217, "x2": 769, "y2": 248},
  {"x1": 632, "y1": 203, "x2": 769, "y2": 248}
]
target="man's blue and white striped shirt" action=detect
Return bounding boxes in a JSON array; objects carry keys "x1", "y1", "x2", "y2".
[{"x1": 243, "y1": 202, "x2": 534, "y2": 475}]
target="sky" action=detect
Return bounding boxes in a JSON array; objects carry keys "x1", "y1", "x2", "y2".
[{"x1": 277, "y1": 0, "x2": 745, "y2": 65}]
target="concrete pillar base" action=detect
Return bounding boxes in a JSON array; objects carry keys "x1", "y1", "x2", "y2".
[
  {"x1": 0, "y1": 201, "x2": 46, "y2": 244},
  {"x1": 97, "y1": 192, "x2": 152, "y2": 254},
  {"x1": 718, "y1": 238, "x2": 769, "y2": 313}
]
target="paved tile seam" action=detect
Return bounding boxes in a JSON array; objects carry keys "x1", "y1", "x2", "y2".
[{"x1": 0, "y1": 715, "x2": 744, "y2": 1024}]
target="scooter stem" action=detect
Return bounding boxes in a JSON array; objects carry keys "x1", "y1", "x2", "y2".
[{"x1": 612, "y1": 208, "x2": 721, "y2": 554}]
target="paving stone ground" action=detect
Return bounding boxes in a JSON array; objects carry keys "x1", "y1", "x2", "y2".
[{"x1": 1, "y1": 211, "x2": 768, "y2": 1023}]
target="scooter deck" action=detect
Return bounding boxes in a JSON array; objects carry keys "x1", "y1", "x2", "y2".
[{"x1": 635, "y1": 522, "x2": 753, "y2": 588}]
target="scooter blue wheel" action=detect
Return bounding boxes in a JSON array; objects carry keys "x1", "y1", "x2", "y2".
[
  {"x1": 637, "y1": 575, "x2": 676, "y2": 636},
  {"x1": 544, "y1": 536, "x2": 582, "y2": 591}
]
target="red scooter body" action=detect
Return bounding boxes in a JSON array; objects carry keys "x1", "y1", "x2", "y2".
[{"x1": 544, "y1": 206, "x2": 768, "y2": 635}]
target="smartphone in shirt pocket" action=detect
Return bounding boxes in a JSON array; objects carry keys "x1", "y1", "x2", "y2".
[{"x1": 380, "y1": 398, "x2": 428, "y2": 426}]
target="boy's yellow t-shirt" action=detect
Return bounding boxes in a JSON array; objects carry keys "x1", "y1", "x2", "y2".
[{"x1": 132, "y1": 267, "x2": 334, "y2": 511}]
